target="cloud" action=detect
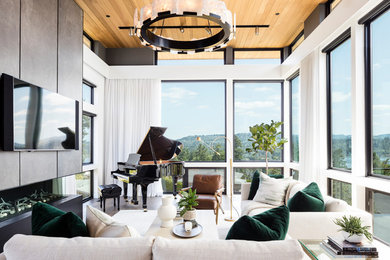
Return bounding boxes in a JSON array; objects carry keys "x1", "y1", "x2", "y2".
[
  {"x1": 44, "y1": 93, "x2": 73, "y2": 106},
  {"x1": 162, "y1": 87, "x2": 198, "y2": 104},
  {"x1": 196, "y1": 105, "x2": 209, "y2": 109},
  {"x1": 14, "y1": 109, "x2": 27, "y2": 117},
  {"x1": 254, "y1": 87, "x2": 272, "y2": 92},
  {"x1": 373, "y1": 104, "x2": 390, "y2": 111},
  {"x1": 332, "y1": 91, "x2": 350, "y2": 103},
  {"x1": 235, "y1": 101, "x2": 276, "y2": 110}
]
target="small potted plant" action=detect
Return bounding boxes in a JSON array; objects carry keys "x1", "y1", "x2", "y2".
[
  {"x1": 334, "y1": 215, "x2": 373, "y2": 243},
  {"x1": 178, "y1": 188, "x2": 198, "y2": 221}
]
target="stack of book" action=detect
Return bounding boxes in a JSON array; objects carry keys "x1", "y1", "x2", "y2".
[{"x1": 320, "y1": 234, "x2": 378, "y2": 258}]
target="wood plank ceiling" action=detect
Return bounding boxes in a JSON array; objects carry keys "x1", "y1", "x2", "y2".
[{"x1": 75, "y1": 0, "x2": 327, "y2": 49}]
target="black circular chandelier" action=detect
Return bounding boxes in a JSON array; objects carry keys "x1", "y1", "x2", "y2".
[{"x1": 133, "y1": 0, "x2": 236, "y2": 54}]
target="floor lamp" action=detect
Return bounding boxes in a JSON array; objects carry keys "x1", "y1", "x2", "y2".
[{"x1": 196, "y1": 136, "x2": 236, "y2": 222}]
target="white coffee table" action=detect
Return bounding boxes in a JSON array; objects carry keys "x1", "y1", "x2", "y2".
[{"x1": 145, "y1": 210, "x2": 219, "y2": 239}]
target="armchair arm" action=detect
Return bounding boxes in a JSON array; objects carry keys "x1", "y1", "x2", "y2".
[{"x1": 214, "y1": 187, "x2": 225, "y2": 197}]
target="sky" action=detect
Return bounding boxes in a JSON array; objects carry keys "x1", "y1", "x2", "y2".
[
  {"x1": 234, "y1": 82, "x2": 281, "y2": 134},
  {"x1": 161, "y1": 81, "x2": 225, "y2": 139},
  {"x1": 161, "y1": 81, "x2": 283, "y2": 140},
  {"x1": 372, "y1": 10, "x2": 390, "y2": 136}
]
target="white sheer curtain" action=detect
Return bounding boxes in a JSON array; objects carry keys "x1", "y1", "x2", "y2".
[
  {"x1": 299, "y1": 49, "x2": 323, "y2": 185},
  {"x1": 104, "y1": 79, "x2": 163, "y2": 197}
]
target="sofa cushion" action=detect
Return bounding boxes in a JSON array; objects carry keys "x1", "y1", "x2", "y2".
[
  {"x1": 226, "y1": 205, "x2": 290, "y2": 241},
  {"x1": 253, "y1": 173, "x2": 291, "y2": 206},
  {"x1": 32, "y1": 202, "x2": 88, "y2": 238},
  {"x1": 287, "y1": 182, "x2": 325, "y2": 212},
  {"x1": 195, "y1": 194, "x2": 218, "y2": 209},
  {"x1": 324, "y1": 196, "x2": 348, "y2": 212},
  {"x1": 286, "y1": 181, "x2": 307, "y2": 201},
  {"x1": 152, "y1": 236, "x2": 304, "y2": 260},
  {"x1": 241, "y1": 200, "x2": 276, "y2": 216},
  {"x1": 86, "y1": 205, "x2": 140, "y2": 238},
  {"x1": 248, "y1": 170, "x2": 261, "y2": 200},
  {"x1": 4, "y1": 234, "x2": 154, "y2": 260}
]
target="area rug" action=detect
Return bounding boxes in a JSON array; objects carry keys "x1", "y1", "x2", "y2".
[{"x1": 113, "y1": 210, "x2": 157, "y2": 235}]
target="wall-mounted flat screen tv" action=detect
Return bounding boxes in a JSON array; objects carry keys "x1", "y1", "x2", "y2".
[{"x1": 1, "y1": 74, "x2": 79, "y2": 151}]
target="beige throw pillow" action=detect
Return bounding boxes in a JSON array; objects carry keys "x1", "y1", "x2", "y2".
[
  {"x1": 253, "y1": 173, "x2": 291, "y2": 206},
  {"x1": 86, "y1": 205, "x2": 140, "y2": 238}
]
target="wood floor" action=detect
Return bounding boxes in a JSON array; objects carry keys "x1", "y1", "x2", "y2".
[{"x1": 84, "y1": 195, "x2": 242, "y2": 217}]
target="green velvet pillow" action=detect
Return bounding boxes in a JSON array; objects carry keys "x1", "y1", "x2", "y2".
[
  {"x1": 32, "y1": 202, "x2": 89, "y2": 238},
  {"x1": 248, "y1": 170, "x2": 260, "y2": 200},
  {"x1": 226, "y1": 205, "x2": 290, "y2": 241},
  {"x1": 287, "y1": 182, "x2": 325, "y2": 212}
]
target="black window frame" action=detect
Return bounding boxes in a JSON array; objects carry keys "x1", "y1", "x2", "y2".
[
  {"x1": 290, "y1": 169, "x2": 299, "y2": 180},
  {"x1": 288, "y1": 70, "x2": 300, "y2": 163},
  {"x1": 82, "y1": 79, "x2": 95, "y2": 105},
  {"x1": 327, "y1": 178, "x2": 352, "y2": 205},
  {"x1": 233, "y1": 80, "x2": 285, "y2": 163},
  {"x1": 233, "y1": 48, "x2": 284, "y2": 65},
  {"x1": 323, "y1": 28, "x2": 352, "y2": 172},
  {"x1": 83, "y1": 32, "x2": 94, "y2": 50},
  {"x1": 183, "y1": 167, "x2": 227, "y2": 195},
  {"x1": 287, "y1": 30, "x2": 304, "y2": 57},
  {"x1": 82, "y1": 112, "x2": 95, "y2": 166},
  {"x1": 366, "y1": 187, "x2": 390, "y2": 246},
  {"x1": 359, "y1": 2, "x2": 390, "y2": 179},
  {"x1": 77, "y1": 170, "x2": 94, "y2": 202},
  {"x1": 161, "y1": 80, "x2": 227, "y2": 163},
  {"x1": 233, "y1": 167, "x2": 284, "y2": 194}
]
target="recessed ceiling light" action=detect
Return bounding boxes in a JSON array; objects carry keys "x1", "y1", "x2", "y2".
[
  {"x1": 106, "y1": 14, "x2": 110, "y2": 18},
  {"x1": 275, "y1": 12, "x2": 280, "y2": 16}
]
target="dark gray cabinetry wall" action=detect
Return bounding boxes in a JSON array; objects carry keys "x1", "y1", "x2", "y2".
[{"x1": 0, "y1": 0, "x2": 83, "y2": 190}]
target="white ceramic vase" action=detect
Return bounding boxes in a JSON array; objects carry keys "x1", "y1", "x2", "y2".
[
  {"x1": 183, "y1": 209, "x2": 196, "y2": 221},
  {"x1": 158, "y1": 195, "x2": 176, "y2": 228},
  {"x1": 341, "y1": 231, "x2": 365, "y2": 243}
]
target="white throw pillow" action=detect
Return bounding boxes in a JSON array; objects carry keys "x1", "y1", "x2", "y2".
[
  {"x1": 253, "y1": 173, "x2": 291, "y2": 206},
  {"x1": 86, "y1": 205, "x2": 140, "y2": 238}
]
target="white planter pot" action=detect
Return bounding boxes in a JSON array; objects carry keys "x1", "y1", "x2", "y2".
[
  {"x1": 158, "y1": 195, "x2": 176, "y2": 228},
  {"x1": 183, "y1": 209, "x2": 196, "y2": 221},
  {"x1": 341, "y1": 231, "x2": 365, "y2": 243}
]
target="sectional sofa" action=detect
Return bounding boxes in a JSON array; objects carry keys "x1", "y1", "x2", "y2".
[{"x1": 240, "y1": 180, "x2": 373, "y2": 240}]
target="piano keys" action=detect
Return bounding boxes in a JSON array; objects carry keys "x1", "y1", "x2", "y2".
[{"x1": 111, "y1": 127, "x2": 184, "y2": 211}]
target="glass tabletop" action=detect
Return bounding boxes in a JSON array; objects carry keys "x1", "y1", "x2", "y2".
[{"x1": 298, "y1": 239, "x2": 379, "y2": 260}]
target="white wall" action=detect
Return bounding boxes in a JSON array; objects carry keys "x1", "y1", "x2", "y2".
[{"x1": 83, "y1": 46, "x2": 109, "y2": 198}]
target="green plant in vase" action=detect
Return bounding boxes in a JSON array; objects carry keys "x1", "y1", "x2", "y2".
[
  {"x1": 178, "y1": 188, "x2": 198, "y2": 221},
  {"x1": 246, "y1": 120, "x2": 287, "y2": 175},
  {"x1": 334, "y1": 215, "x2": 373, "y2": 243}
]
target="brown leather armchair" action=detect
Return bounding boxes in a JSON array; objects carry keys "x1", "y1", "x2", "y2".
[{"x1": 181, "y1": 174, "x2": 224, "y2": 224}]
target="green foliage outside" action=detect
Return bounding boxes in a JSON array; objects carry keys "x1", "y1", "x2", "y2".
[
  {"x1": 178, "y1": 188, "x2": 198, "y2": 216},
  {"x1": 161, "y1": 176, "x2": 183, "y2": 193},
  {"x1": 246, "y1": 121, "x2": 287, "y2": 175},
  {"x1": 82, "y1": 115, "x2": 91, "y2": 163}
]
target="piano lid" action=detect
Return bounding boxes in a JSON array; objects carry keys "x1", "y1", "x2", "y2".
[{"x1": 137, "y1": 126, "x2": 183, "y2": 161}]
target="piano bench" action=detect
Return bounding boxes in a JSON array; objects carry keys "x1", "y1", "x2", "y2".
[{"x1": 98, "y1": 184, "x2": 122, "y2": 212}]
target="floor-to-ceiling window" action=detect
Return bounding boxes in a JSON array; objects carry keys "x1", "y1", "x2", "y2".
[
  {"x1": 366, "y1": 8, "x2": 390, "y2": 178},
  {"x1": 325, "y1": 31, "x2": 352, "y2": 171},
  {"x1": 290, "y1": 73, "x2": 300, "y2": 163},
  {"x1": 161, "y1": 81, "x2": 226, "y2": 192},
  {"x1": 233, "y1": 81, "x2": 284, "y2": 162},
  {"x1": 82, "y1": 113, "x2": 94, "y2": 165}
]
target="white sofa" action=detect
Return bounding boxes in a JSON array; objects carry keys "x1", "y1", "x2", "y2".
[
  {"x1": 241, "y1": 181, "x2": 373, "y2": 240},
  {"x1": 0, "y1": 234, "x2": 306, "y2": 260}
]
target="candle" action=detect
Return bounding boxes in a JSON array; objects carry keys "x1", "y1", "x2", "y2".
[{"x1": 184, "y1": 221, "x2": 192, "y2": 232}]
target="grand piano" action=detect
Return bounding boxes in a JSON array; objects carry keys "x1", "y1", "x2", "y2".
[{"x1": 111, "y1": 127, "x2": 184, "y2": 211}]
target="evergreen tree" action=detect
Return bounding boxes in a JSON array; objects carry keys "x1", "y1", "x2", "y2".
[{"x1": 233, "y1": 135, "x2": 244, "y2": 160}]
